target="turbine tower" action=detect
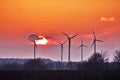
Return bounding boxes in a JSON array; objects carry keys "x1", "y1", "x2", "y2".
[
  {"x1": 62, "y1": 32, "x2": 79, "y2": 62},
  {"x1": 28, "y1": 34, "x2": 40, "y2": 60},
  {"x1": 56, "y1": 41, "x2": 67, "y2": 62},
  {"x1": 78, "y1": 38, "x2": 88, "y2": 62},
  {"x1": 91, "y1": 31, "x2": 103, "y2": 55}
]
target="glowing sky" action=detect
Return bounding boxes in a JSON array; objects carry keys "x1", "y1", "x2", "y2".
[{"x1": 0, "y1": 0, "x2": 120, "y2": 61}]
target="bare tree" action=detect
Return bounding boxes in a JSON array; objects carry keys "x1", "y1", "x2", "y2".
[
  {"x1": 88, "y1": 52, "x2": 108, "y2": 63},
  {"x1": 23, "y1": 58, "x2": 48, "y2": 70},
  {"x1": 113, "y1": 49, "x2": 120, "y2": 62}
]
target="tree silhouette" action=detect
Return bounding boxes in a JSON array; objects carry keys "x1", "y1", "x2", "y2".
[
  {"x1": 23, "y1": 58, "x2": 48, "y2": 70},
  {"x1": 84, "y1": 53, "x2": 108, "y2": 70},
  {"x1": 88, "y1": 53, "x2": 108, "y2": 63},
  {"x1": 1, "y1": 62, "x2": 21, "y2": 70},
  {"x1": 113, "y1": 49, "x2": 120, "y2": 63}
]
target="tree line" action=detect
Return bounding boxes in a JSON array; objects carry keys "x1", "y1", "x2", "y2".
[{"x1": 0, "y1": 49, "x2": 120, "y2": 70}]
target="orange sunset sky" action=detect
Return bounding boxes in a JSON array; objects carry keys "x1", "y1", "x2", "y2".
[{"x1": 0, "y1": 0, "x2": 120, "y2": 61}]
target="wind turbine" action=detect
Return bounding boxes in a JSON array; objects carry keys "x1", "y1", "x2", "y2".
[
  {"x1": 78, "y1": 38, "x2": 88, "y2": 62},
  {"x1": 28, "y1": 34, "x2": 40, "y2": 60},
  {"x1": 56, "y1": 41, "x2": 67, "y2": 62},
  {"x1": 91, "y1": 31, "x2": 103, "y2": 55},
  {"x1": 62, "y1": 32, "x2": 79, "y2": 62}
]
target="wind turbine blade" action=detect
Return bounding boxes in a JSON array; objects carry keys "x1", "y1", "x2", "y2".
[
  {"x1": 63, "y1": 40, "x2": 67, "y2": 44},
  {"x1": 55, "y1": 41, "x2": 61, "y2": 44},
  {"x1": 78, "y1": 45, "x2": 82, "y2": 49},
  {"x1": 83, "y1": 44, "x2": 88, "y2": 48},
  {"x1": 90, "y1": 42, "x2": 94, "y2": 48},
  {"x1": 92, "y1": 30, "x2": 96, "y2": 38},
  {"x1": 81, "y1": 37, "x2": 83, "y2": 43},
  {"x1": 71, "y1": 34, "x2": 79, "y2": 39},
  {"x1": 62, "y1": 32, "x2": 69, "y2": 38},
  {"x1": 96, "y1": 39, "x2": 104, "y2": 42}
]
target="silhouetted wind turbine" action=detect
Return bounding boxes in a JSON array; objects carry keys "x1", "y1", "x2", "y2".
[
  {"x1": 62, "y1": 32, "x2": 79, "y2": 62},
  {"x1": 56, "y1": 41, "x2": 67, "y2": 62},
  {"x1": 91, "y1": 31, "x2": 103, "y2": 55},
  {"x1": 28, "y1": 34, "x2": 40, "y2": 60},
  {"x1": 78, "y1": 38, "x2": 88, "y2": 62}
]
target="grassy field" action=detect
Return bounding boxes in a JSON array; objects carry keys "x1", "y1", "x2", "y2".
[{"x1": 0, "y1": 70, "x2": 120, "y2": 80}]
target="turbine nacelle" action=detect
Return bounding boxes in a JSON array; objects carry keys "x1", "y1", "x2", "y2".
[
  {"x1": 78, "y1": 38, "x2": 88, "y2": 49},
  {"x1": 28, "y1": 34, "x2": 40, "y2": 42},
  {"x1": 78, "y1": 38, "x2": 88, "y2": 62},
  {"x1": 28, "y1": 33, "x2": 40, "y2": 60},
  {"x1": 62, "y1": 32, "x2": 79, "y2": 39},
  {"x1": 91, "y1": 39, "x2": 104, "y2": 48},
  {"x1": 56, "y1": 40, "x2": 67, "y2": 62},
  {"x1": 62, "y1": 32, "x2": 79, "y2": 62},
  {"x1": 91, "y1": 31, "x2": 104, "y2": 54},
  {"x1": 56, "y1": 40, "x2": 67, "y2": 45}
]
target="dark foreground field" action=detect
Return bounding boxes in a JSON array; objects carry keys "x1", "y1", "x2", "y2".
[{"x1": 0, "y1": 70, "x2": 120, "y2": 80}]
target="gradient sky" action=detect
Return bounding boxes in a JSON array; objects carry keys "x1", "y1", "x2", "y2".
[{"x1": 0, "y1": 0, "x2": 120, "y2": 61}]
